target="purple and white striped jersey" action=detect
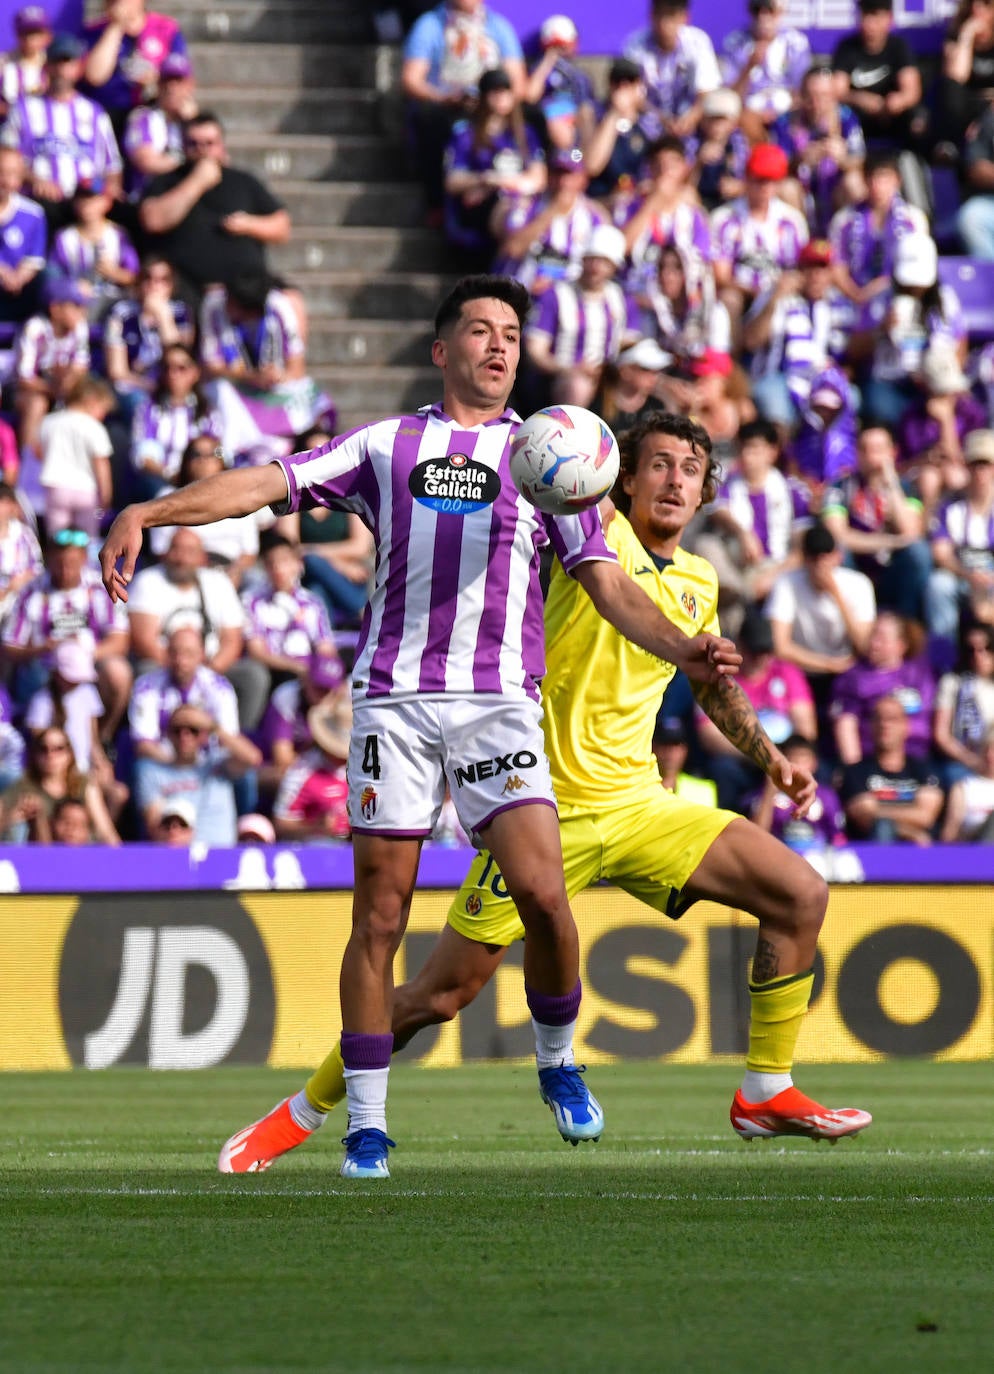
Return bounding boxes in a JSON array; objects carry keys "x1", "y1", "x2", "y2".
[
  {"x1": 495, "y1": 194, "x2": 606, "y2": 291},
  {"x1": 274, "y1": 405, "x2": 616, "y2": 702},
  {"x1": 241, "y1": 584, "x2": 333, "y2": 663},
  {"x1": 51, "y1": 223, "x2": 139, "y2": 295},
  {"x1": 0, "y1": 192, "x2": 46, "y2": 272},
  {"x1": 0, "y1": 54, "x2": 46, "y2": 105},
  {"x1": 131, "y1": 395, "x2": 222, "y2": 482},
  {"x1": 527, "y1": 280, "x2": 638, "y2": 368},
  {"x1": 199, "y1": 286, "x2": 304, "y2": 372},
  {"x1": 0, "y1": 517, "x2": 42, "y2": 593},
  {"x1": 15, "y1": 314, "x2": 90, "y2": 380},
  {"x1": 642, "y1": 268, "x2": 731, "y2": 361},
  {"x1": 3, "y1": 565, "x2": 127, "y2": 657},
  {"x1": 103, "y1": 297, "x2": 193, "y2": 381},
  {"x1": 623, "y1": 25, "x2": 720, "y2": 122},
  {"x1": 1, "y1": 92, "x2": 122, "y2": 197},
  {"x1": 618, "y1": 198, "x2": 712, "y2": 295},
  {"x1": 720, "y1": 26, "x2": 811, "y2": 119},
  {"x1": 710, "y1": 196, "x2": 809, "y2": 296},
  {"x1": 122, "y1": 105, "x2": 183, "y2": 198},
  {"x1": 714, "y1": 466, "x2": 811, "y2": 561},
  {"x1": 829, "y1": 197, "x2": 928, "y2": 289},
  {"x1": 746, "y1": 289, "x2": 856, "y2": 407},
  {"x1": 129, "y1": 664, "x2": 240, "y2": 745},
  {"x1": 930, "y1": 498, "x2": 994, "y2": 572},
  {"x1": 867, "y1": 285, "x2": 964, "y2": 384}
]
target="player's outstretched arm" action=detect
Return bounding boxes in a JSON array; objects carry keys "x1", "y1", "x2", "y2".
[
  {"x1": 693, "y1": 676, "x2": 817, "y2": 818},
  {"x1": 573, "y1": 559, "x2": 741, "y2": 683},
  {"x1": 100, "y1": 463, "x2": 289, "y2": 604}
]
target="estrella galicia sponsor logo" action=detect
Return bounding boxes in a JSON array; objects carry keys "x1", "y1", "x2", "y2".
[
  {"x1": 454, "y1": 751, "x2": 538, "y2": 788},
  {"x1": 58, "y1": 894, "x2": 275, "y2": 1069},
  {"x1": 408, "y1": 453, "x2": 501, "y2": 515}
]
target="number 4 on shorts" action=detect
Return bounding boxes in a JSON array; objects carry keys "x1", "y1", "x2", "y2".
[{"x1": 362, "y1": 734, "x2": 381, "y2": 779}]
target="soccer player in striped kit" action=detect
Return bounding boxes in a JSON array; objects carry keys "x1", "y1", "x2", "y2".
[{"x1": 101, "y1": 275, "x2": 740, "y2": 1179}]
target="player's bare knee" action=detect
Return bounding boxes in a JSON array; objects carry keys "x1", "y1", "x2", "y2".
[{"x1": 791, "y1": 863, "x2": 829, "y2": 939}]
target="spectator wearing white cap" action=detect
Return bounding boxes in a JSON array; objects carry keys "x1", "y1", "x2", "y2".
[
  {"x1": 855, "y1": 230, "x2": 965, "y2": 429},
  {"x1": 151, "y1": 793, "x2": 195, "y2": 846},
  {"x1": 237, "y1": 812, "x2": 276, "y2": 845},
  {"x1": 720, "y1": 0, "x2": 811, "y2": 136},
  {"x1": 685, "y1": 87, "x2": 750, "y2": 213},
  {"x1": 0, "y1": 7, "x2": 52, "y2": 116},
  {"x1": 524, "y1": 223, "x2": 639, "y2": 407},
  {"x1": 524, "y1": 15, "x2": 595, "y2": 148},
  {"x1": 594, "y1": 335, "x2": 670, "y2": 432}
]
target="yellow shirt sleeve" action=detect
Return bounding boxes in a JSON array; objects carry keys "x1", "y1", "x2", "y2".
[{"x1": 542, "y1": 513, "x2": 720, "y2": 812}]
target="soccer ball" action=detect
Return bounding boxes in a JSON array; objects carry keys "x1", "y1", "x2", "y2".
[{"x1": 509, "y1": 405, "x2": 620, "y2": 516}]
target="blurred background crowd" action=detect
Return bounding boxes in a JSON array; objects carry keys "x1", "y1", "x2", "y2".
[{"x1": 2, "y1": 0, "x2": 994, "y2": 861}]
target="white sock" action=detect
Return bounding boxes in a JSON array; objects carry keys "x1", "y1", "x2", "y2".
[
  {"x1": 532, "y1": 1018, "x2": 577, "y2": 1070},
  {"x1": 287, "y1": 1090, "x2": 326, "y2": 1132},
  {"x1": 344, "y1": 1067, "x2": 389, "y2": 1134},
  {"x1": 740, "y1": 1070, "x2": 793, "y2": 1103}
]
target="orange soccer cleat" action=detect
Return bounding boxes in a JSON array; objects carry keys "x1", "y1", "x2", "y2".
[
  {"x1": 730, "y1": 1085, "x2": 872, "y2": 1142},
  {"x1": 217, "y1": 1098, "x2": 313, "y2": 1173}
]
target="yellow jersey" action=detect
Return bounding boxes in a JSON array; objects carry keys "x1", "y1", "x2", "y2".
[{"x1": 541, "y1": 512, "x2": 720, "y2": 813}]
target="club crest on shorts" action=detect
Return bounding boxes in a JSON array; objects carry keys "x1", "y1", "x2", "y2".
[
  {"x1": 681, "y1": 590, "x2": 697, "y2": 620},
  {"x1": 359, "y1": 785, "x2": 378, "y2": 821},
  {"x1": 465, "y1": 892, "x2": 483, "y2": 916}
]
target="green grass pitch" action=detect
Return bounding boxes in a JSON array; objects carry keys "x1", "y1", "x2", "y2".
[{"x1": 2, "y1": 1061, "x2": 993, "y2": 1373}]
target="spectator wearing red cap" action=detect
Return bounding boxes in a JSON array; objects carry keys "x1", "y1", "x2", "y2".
[
  {"x1": 122, "y1": 51, "x2": 197, "y2": 201},
  {"x1": 770, "y1": 64, "x2": 865, "y2": 237},
  {"x1": 524, "y1": 15, "x2": 596, "y2": 149},
  {"x1": 0, "y1": 7, "x2": 52, "y2": 117},
  {"x1": 743, "y1": 235, "x2": 857, "y2": 435},
  {"x1": 623, "y1": 0, "x2": 721, "y2": 139},
  {"x1": 82, "y1": 0, "x2": 188, "y2": 129},
  {"x1": 710, "y1": 140, "x2": 808, "y2": 346},
  {"x1": 493, "y1": 145, "x2": 607, "y2": 296}
]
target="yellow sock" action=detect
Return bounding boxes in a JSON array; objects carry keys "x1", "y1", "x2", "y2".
[
  {"x1": 746, "y1": 970, "x2": 814, "y2": 1075},
  {"x1": 305, "y1": 1042, "x2": 347, "y2": 1113}
]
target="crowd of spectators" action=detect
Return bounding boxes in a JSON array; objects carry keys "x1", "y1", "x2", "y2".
[{"x1": 3, "y1": 0, "x2": 994, "y2": 856}]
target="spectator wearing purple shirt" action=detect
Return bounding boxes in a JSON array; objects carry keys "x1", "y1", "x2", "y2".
[
  {"x1": 617, "y1": 135, "x2": 711, "y2": 297},
  {"x1": 524, "y1": 224, "x2": 639, "y2": 408},
  {"x1": 720, "y1": 0, "x2": 811, "y2": 135},
  {"x1": 82, "y1": 0, "x2": 187, "y2": 129},
  {"x1": 830, "y1": 611, "x2": 936, "y2": 765},
  {"x1": 0, "y1": 7, "x2": 52, "y2": 119},
  {"x1": 256, "y1": 652, "x2": 345, "y2": 793},
  {"x1": 752, "y1": 732, "x2": 846, "y2": 865},
  {"x1": 129, "y1": 624, "x2": 241, "y2": 760},
  {"x1": 130, "y1": 342, "x2": 221, "y2": 496},
  {"x1": 243, "y1": 535, "x2": 336, "y2": 694},
  {"x1": 493, "y1": 146, "x2": 607, "y2": 295},
  {"x1": 771, "y1": 65, "x2": 865, "y2": 237},
  {"x1": 925, "y1": 428, "x2": 994, "y2": 666},
  {"x1": 14, "y1": 276, "x2": 89, "y2": 456},
  {"x1": 121, "y1": 51, "x2": 195, "y2": 200},
  {"x1": 786, "y1": 368, "x2": 859, "y2": 491},
  {"x1": 821, "y1": 424, "x2": 929, "y2": 622},
  {"x1": 3, "y1": 526, "x2": 132, "y2": 731},
  {"x1": 896, "y1": 344, "x2": 985, "y2": 513},
  {"x1": 0, "y1": 480, "x2": 42, "y2": 614},
  {"x1": 442, "y1": 67, "x2": 545, "y2": 263},
  {"x1": 1, "y1": 32, "x2": 122, "y2": 218},
  {"x1": 840, "y1": 694, "x2": 944, "y2": 844},
  {"x1": 828, "y1": 151, "x2": 928, "y2": 303},
  {"x1": 0, "y1": 146, "x2": 47, "y2": 336},
  {"x1": 50, "y1": 177, "x2": 139, "y2": 338},
  {"x1": 103, "y1": 256, "x2": 194, "y2": 408},
  {"x1": 623, "y1": 0, "x2": 721, "y2": 140}
]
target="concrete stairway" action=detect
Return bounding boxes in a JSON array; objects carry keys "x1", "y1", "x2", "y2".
[{"x1": 173, "y1": 0, "x2": 452, "y2": 432}]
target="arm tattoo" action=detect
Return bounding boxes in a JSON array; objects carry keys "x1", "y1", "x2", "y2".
[
  {"x1": 752, "y1": 936, "x2": 781, "y2": 984},
  {"x1": 693, "y1": 676, "x2": 774, "y2": 775}
]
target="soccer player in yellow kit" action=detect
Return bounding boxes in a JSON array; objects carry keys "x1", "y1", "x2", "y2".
[{"x1": 219, "y1": 412, "x2": 870, "y2": 1172}]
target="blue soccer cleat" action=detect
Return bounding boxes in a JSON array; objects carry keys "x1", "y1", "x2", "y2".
[
  {"x1": 538, "y1": 1063, "x2": 604, "y2": 1145},
  {"x1": 340, "y1": 1128, "x2": 395, "y2": 1179}
]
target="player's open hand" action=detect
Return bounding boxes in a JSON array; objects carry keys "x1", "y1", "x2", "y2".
[
  {"x1": 99, "y1": 506, "x2": 145, "y2": 604},
  {"x1": 767, "y1": 750, "x2": 817, "y2": 819},
  {"x1": 680, "y1": 633, "x2": 742, "y2": 683}
]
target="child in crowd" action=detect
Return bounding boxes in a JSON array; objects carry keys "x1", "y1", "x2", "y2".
[
  {"x1": 0, "y1": 6, "x2": 51, "y2": 116},
  {"x1": 38, "y1": 373, "x2": 114, "y2": 538},
  {"x1": 13, "y1": 278, "x2": 90, "y2": 455},
  {"x1": 50, "y1": 178, "x2": 139, "y2": 340}
]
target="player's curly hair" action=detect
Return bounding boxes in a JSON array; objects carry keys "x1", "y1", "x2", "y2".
[
  {"x1": 613, "y1": 411, "x2": 721, "y2": 515},
  {"x1": 434, "y1": 275, "x2": 531, "y2": 337}
]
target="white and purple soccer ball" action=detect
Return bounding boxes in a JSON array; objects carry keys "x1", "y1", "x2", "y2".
[{"x1": 509, "y1": 405, "x2": 620, "y2": 516}]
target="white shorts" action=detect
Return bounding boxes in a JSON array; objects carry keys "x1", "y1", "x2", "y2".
[{"x1": 348, "y1": 695, "x2": 557, "y2": 838}]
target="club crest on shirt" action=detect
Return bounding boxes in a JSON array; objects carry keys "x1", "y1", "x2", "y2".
[
  {"x1": 359, "y1": 785, "x2": 378, "y2": 821},
  {"x1": 465, "y1": 892, "x2": 483, "y2": 917},
  {"x1": 408, "y1": 453, "x2": 501, "y2": 515},
  {"x1": 681, "y1": 590, "x2": 697, "y2": 620}
]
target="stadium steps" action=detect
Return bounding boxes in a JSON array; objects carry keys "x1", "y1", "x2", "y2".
[
  {"x1": 271, "y1": 226, "x2": 449, "y2": 275},
  {"x1": 222, "y1": 140, "x2": 410, "y2": 188},
  {"x1": 195, "y1": 87, "x2": 383, "y2": 137},
  {"x1": 305, "y1": 319, "x2": 433, "y2": 368},
  {"x1": 166, "y1": 0, "x2": 372, "y2": 44},
  {"x1": 188, "y1": 43, "x2": 400, "y2": 90}
]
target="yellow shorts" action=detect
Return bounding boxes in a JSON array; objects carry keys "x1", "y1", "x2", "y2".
[{"x1": 447, "y1": 790, "x2": 737, "y2": 947}]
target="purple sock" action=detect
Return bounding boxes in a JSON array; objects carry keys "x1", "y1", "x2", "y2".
[
  {"x1": 525, "y1": 979, "x2": 581, "y2": 1027},
  {"x1": 341, "y1": 1031, "x2": 393, "y2": 1071}
]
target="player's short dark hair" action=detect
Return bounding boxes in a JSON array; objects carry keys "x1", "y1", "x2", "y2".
[
  {"x1": 738, "y1": 417, "x2": 780, "y2": 449},
  {"x1": 434, "y1": 275, "x2": 531, "y2": 338},
  {"x1": 614, "y1": 411, "x2": 719, "y2": 513}
]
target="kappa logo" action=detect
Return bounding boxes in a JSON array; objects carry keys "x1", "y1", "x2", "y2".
[
  {"x1": 501, "y1": 775, "x2": 530, "y2": 796},
  {"x1": 398, "y1": 425, "x2": 422, "y2": 436},
  {"x1": 360, "y1": 785, "x2": 378, "y2": 821},
  {"x1": 681, "y1": 590, "x2": 697, "y2": 620},
  {"x1": 454, "y1": 750, "x2": 538, "y2": 788},
  {"x1": 465, "y1": 892, "x2": 483, "y2": 917}
]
